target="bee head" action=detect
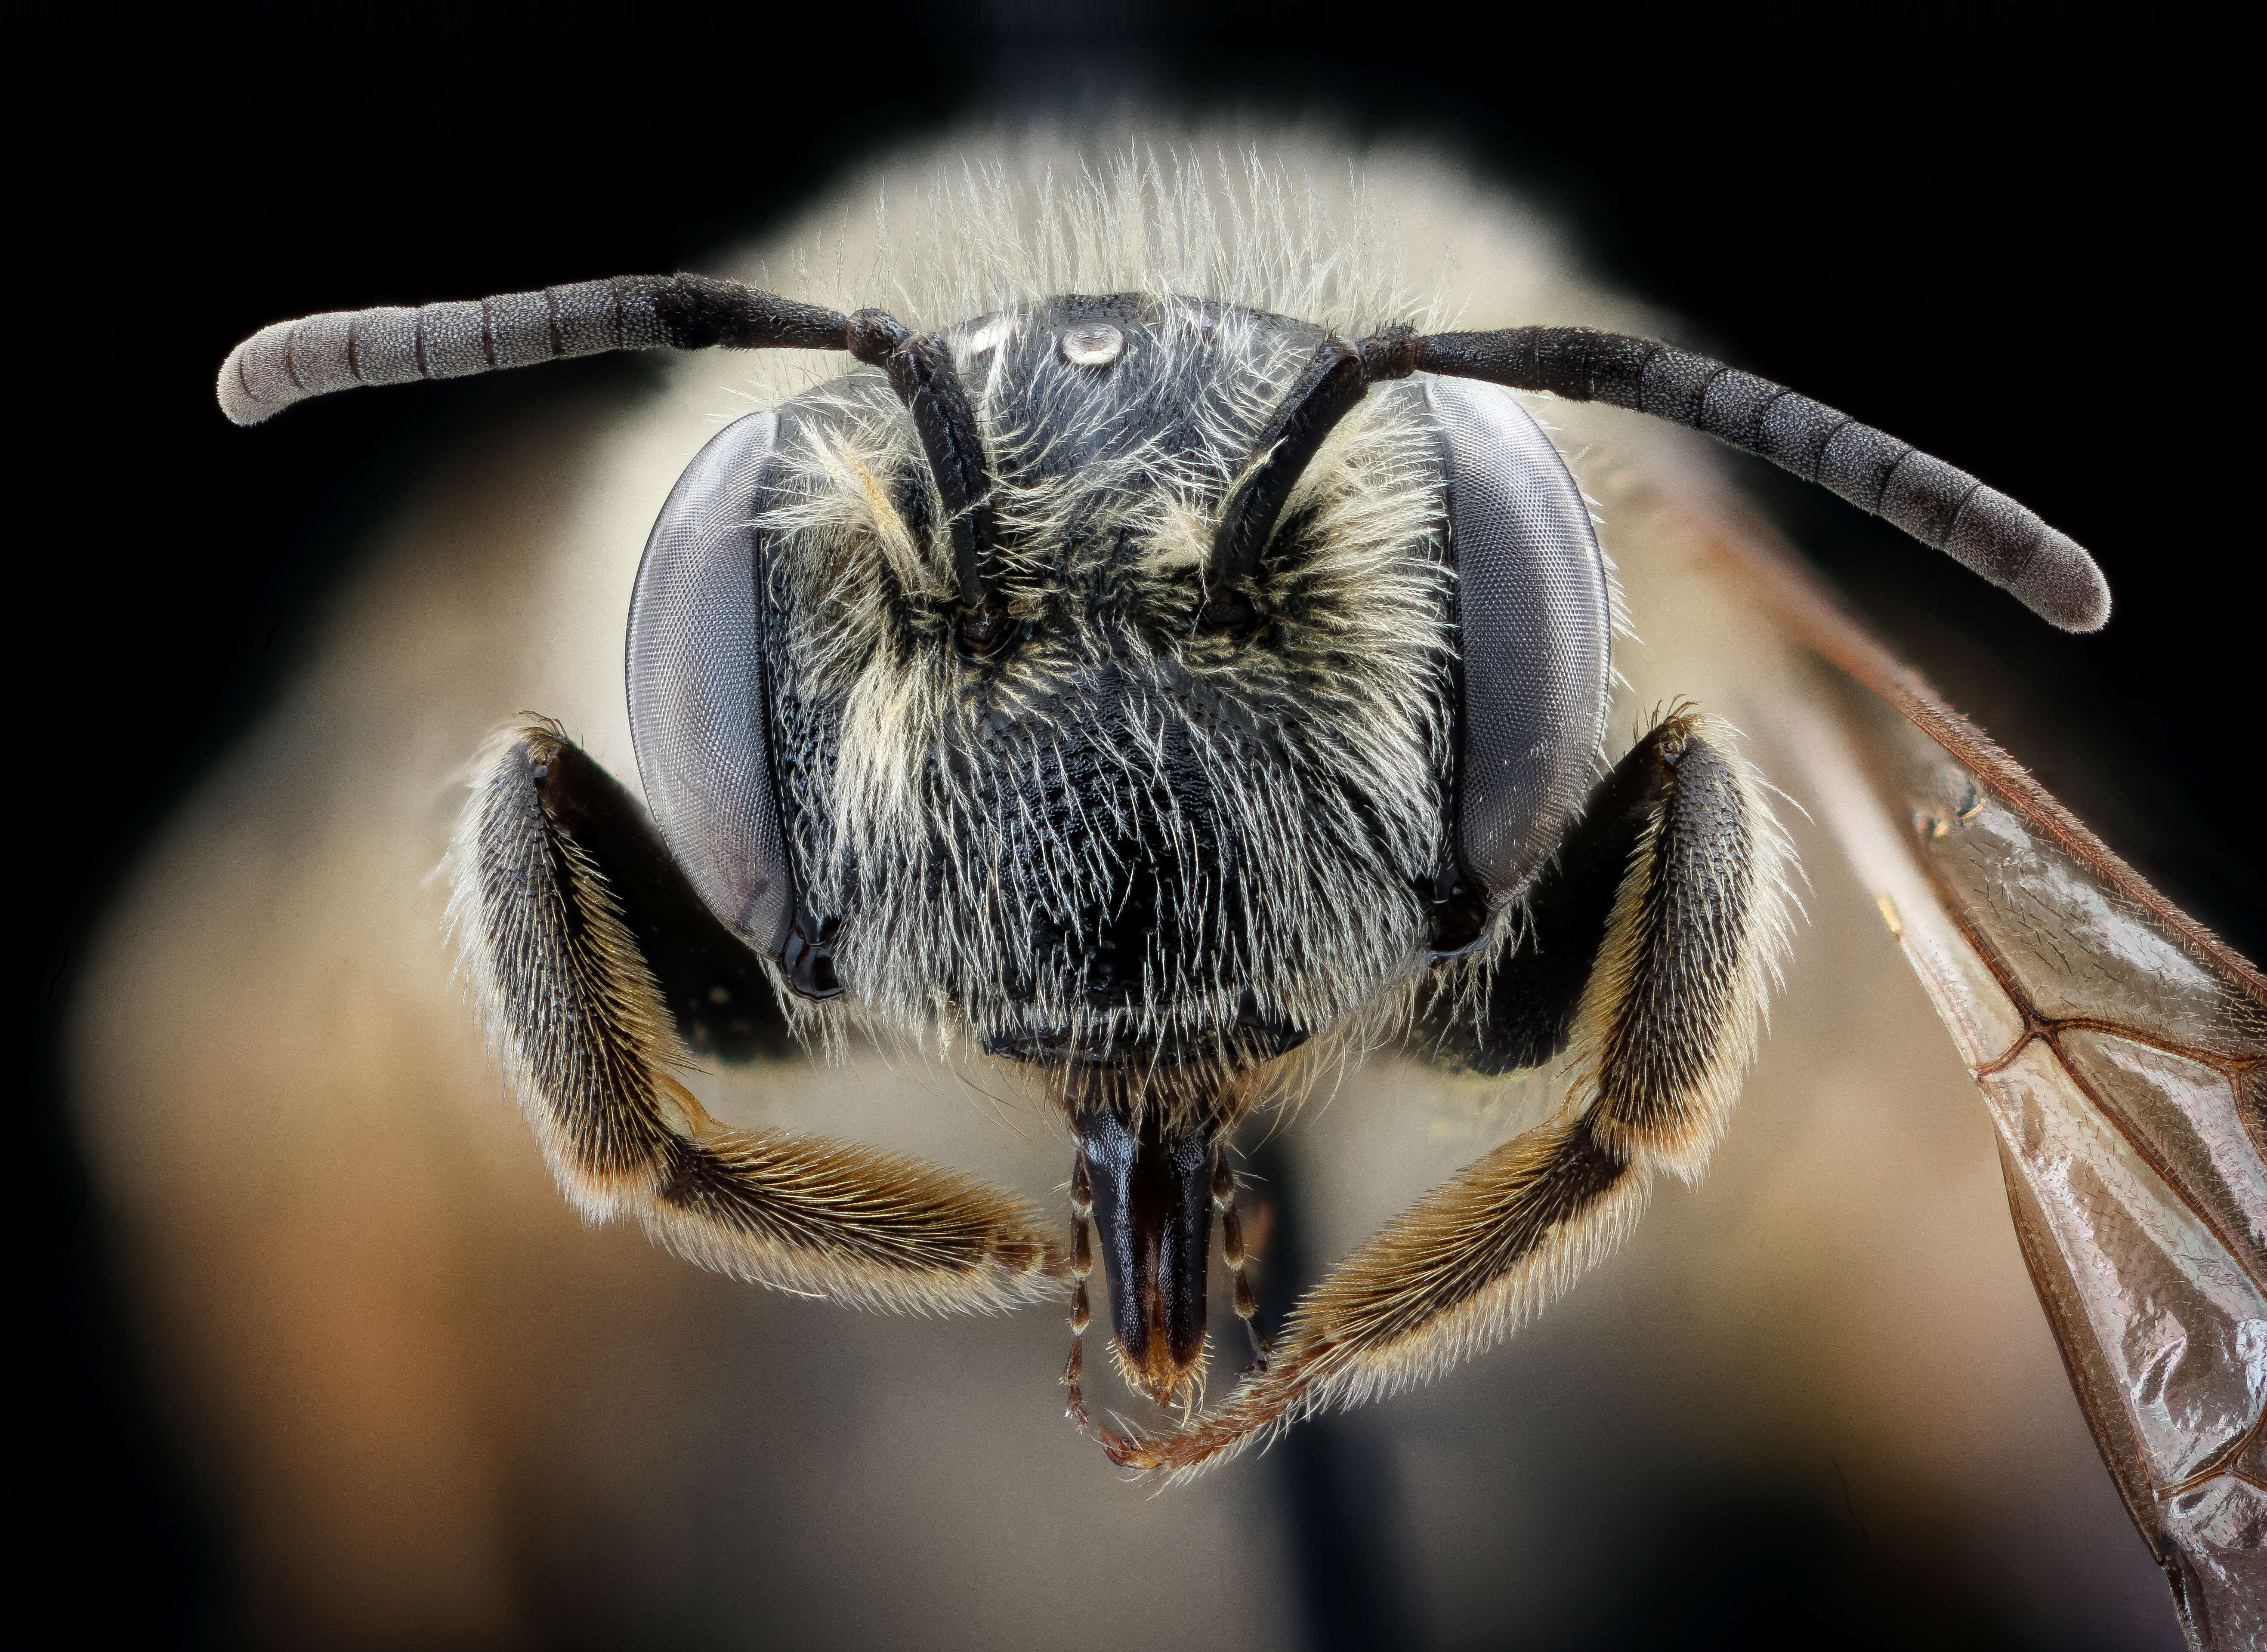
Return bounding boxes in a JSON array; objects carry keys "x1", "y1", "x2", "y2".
[
  {"x1": 745, "y1": 297, "x2": 1458, "y2": 1101},
  {"x1": 629, "y1": 288, "x2": 1615, "y2": 1143}
]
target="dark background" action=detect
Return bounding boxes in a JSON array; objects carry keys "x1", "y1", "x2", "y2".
[{"x1": 9, "y1": 6, "x2": 2252, "y2": 1646}]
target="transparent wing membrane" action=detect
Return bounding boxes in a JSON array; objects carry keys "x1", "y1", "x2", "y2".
[{"x1": 1734, "y1": 524, "x2": 2267, "y2": 1652}]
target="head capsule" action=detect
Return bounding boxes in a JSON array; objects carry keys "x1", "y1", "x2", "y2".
[{"x1": 627, "y1": 293, "x2": 1610, "y2": 1090}]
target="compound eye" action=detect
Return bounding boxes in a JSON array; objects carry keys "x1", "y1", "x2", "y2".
[
  {"x1": 1429, "y1": 379, "x2": 1612, "y2": 905},
  {"x1": 627, "y1": 410, "x2": 797, "y2": 960}
]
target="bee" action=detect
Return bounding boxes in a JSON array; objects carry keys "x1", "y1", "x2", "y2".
[{"x1": 84, "y1": 144, "x2": 2258, "y2": 1647}]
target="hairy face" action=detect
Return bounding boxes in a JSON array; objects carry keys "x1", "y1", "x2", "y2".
[{"x1": 759, "y1": 296, "x2": 1455, "y2": 1096}]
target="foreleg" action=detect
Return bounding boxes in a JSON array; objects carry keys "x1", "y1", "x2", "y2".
[
  {"x1": 448, "y1": 720, "x2": 1064, "y2": 1314},
  {"x1": 1115, "y1": 709, "x2": 1788, "y2": 1475}
]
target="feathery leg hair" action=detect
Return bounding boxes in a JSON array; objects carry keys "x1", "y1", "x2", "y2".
[
  {"x1": 448, "y1": 720, "x2": 1066, "y2": 1313},
  {"x1": 1104, "y1": 709, "x2": 1788, "y2": 1477}
]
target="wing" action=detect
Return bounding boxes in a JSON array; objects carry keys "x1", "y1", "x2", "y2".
[{"x1": 1705, "y1": 506, "x2": 2267, "y2": 1651}]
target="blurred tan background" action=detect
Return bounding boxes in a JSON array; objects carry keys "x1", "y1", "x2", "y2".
[{"x1": 62, "y1": 136, "x2": 2187, "y2": 1650}]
